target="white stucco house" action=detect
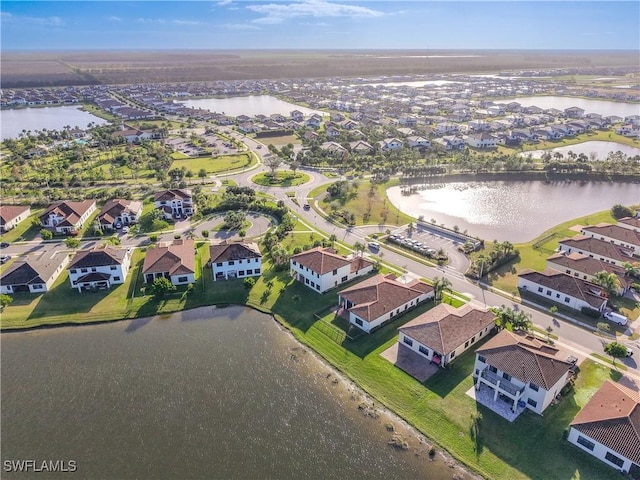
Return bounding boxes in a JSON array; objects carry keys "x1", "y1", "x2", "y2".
[
  {"x1": 473, "y1": 330, "x2": 573, "y2": 415},
  {"x1": 558, "y1": 235, "x2": 635, "y2": 267},
  {"x1": 39, "y1": 200, "x2": 97, "y2": 234},
  {"x1": 0, "y1": 205, "x2": 31, "y2": 233},
  {"x1": 580, "y1": 223, "x2": 640, "y2": 256},
  {"x1": 568, "y1": 380, "x2": 639, "y2": 474},
  {"x1": 0, "y1": 253, "x2": 69, "y2": 294},
  {"x1": 209, "y1": 241, "x2": 262, "y2": 281},
  {"x1": 67, "y1": 246, "x2": 132, "y2": 292},
  {"x1": 338, "y1": 274, "x2": 434, "y2": 333},
  {"x1": 465, "y1": 133, "x2": 497, "y2": 149},
  {"x1": 143, "y1": 239, "x2": 195, "y2": 286},
  {"x1": 290, "y1": 247, "x2": 374, "y2": 294},
  {"x1": 546, "y1": 252, "x2": 631, "y2": 296},
  {"x1": 154, "y1": 189, "x2": 195, "y2": 220},
  {"x1": 97, "y1": 199, "x2": 143, "y2": 231},
  {"x1": 398, "y1": 304, "x2": 495, "y2": 368}
]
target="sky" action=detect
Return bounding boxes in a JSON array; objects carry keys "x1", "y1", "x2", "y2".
[{"x1": 1, "y1": 1, "x2": 639, "y2": 50}]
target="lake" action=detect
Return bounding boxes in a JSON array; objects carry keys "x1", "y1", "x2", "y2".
[
  {"x1": 1, "y1": 306, "x2": 470, "y2": 480},
  {"x1": 387, "y1": 180, "x2": 640, "y2": 243},
  {"x1": 1, "y1": 106, "x2": 108, "y2": 140},
  {"x1": 523, "y1": 141, "x2": 640, "y2": 160},
  {"x1": 494, "y1": 96, "x2": 640, "y2": 118},
  {"x1": 182, "y1": 96, "x2": 323, "y2": 118}
]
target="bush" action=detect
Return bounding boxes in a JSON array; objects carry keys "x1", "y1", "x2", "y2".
[
  {"x1": 174, "y1": 234, "x2": 181, "y2": 240},
  {"x1": 293, "y1": 246, "x2": 302, "y2": 255},
  {"x1": 40, "y1": 229, "x2": 53, "y2": 240},
  {"x1": 202, "y1": 230, "x2": 209, "y2": 238},
  {"x1": 631, "y1": 282, "x2": 640, "y2": 291},
  {"x1": 243, "y1": 277, "x2": 256, "y2": 290},
  {"x1": 581, "y1": 306, "x2": 601, "y2": 319},
  {"x1": 149, "y1": 234, "x2": 158, "y2": 242}
]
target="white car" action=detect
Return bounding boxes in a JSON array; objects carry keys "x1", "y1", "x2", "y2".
[
  {"x1": 604, "y1": 311, "x2": 628, "y2": 326},
  {"x1": 122, "y1": 226, "x2": 130, "y2": 233}
]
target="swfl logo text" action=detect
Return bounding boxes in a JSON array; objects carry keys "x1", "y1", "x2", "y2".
[{"x1": 3, "y1": 460, "x2": 77, "y2": 473}]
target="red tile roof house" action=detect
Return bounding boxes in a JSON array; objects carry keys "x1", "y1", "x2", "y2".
[
  {"x1": 0, "y1": 252, "x2": 70, "y2": 294},
  {"x1": 338, "y1": 274, "x2": 434, "y2": 333},
  {"x1": 518, "y1": 269, "x2": 608, "y2": 313},
  {"x1": 472, "y1": 330, "x2": 573, "y2": 415},
  {"x1": 289, "y1": 247, "x2": 374, "y2": 294},
  {"x1": 568, "y1": 380, "x2": 640, "y2": 474},
  {"x1": 67, "y1": 246, "x2": 132, "y2": 292},
  {"x1": 97, "y1": 199, "x2": 143, "y2": 231},
  {"x1": 209, "y1": 241, "x2": 262, "y2": 281},
  {"x1": 0, "y1": 205, "x2": 31, "y2": 233},
  {"x1": 580, "y1": 223, "x2": 640, "y2": 256},
  {"x1": 558, "y1": 235, "x2": 635, "y2": 267},
  {"x1": 39, "y1": 200, "x2": 97, "y2": 234},
  {"x1": 153, "y1": 189, "x2": 195, "y2": 220},
  {"x1": 617, "y1": 216, "x2": 640, "y2": 233},
  {"x1": 546, "y1": 252, "x2": 632, "y2": 296},
  {"x1": 398, "y1": 304, "x2": 495, "y2": 368},
  {"x1": 142, "y1": 239, "x2": 195, "y2": 286}
]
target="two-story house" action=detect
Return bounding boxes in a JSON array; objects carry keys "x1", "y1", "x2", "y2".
[
  {"x1": 338, "y1": 274, "x2": 433, "y2": 333},
  {"x1": 39, "y1": 200, "x2": 97, "y2": 234},
  {"x1": 580, "y1": 223, "x2": 640, "y2": 256},
  {"x1": 209, "y1": 241, "x2": 262, "y2": 281},
  {"x1": 97, "y1": 199, "x2": 143, "y2": 231},
  {"x1": 67, "y1": 246, "x2": 132, "y2": 292},
  {"x1": 290, "y1": 247, "x2": 374, "y2": 294},
  {"x1": 154, "y1": 189, "x2": 195, "y2": 220},
  {"x1": 473, "y1": 330, "x2": 573, "y2": 415},
  {"x1": 558, "y1": 236, "x2": 635, "y2": 267},
  {"x1": 546, "y1": 252, "x2": 631, "y2": 296},
  {"x1": 143, "y1": 239, "x2": 195, "y2": 286}
]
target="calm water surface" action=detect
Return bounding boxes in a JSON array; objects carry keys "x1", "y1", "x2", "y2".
[
  {"x1": 1, "y1": 307, "x2": 469, "y2": 480},
  {"x1": 182, "y1": 96, "x2": 323, "y2": 118},
  {"x1": 1, "y1": 106, "x2": 108, "y2": 140},
  {"x1": 494, "y1": 96, "x2": 640, "y2": 117},
  {"x1": 523, "y1": 141, "x2": 640, "y2": 160},
  {"x1": 388, "y1": 181, "x2": 640, "y2": 243}
]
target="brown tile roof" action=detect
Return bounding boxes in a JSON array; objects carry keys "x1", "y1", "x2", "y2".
[
  {"x1": 291, "y1": 247, "x2": 351, "y2": 275},
  {"x1": 519, "y1": 269, "x2": 608, "y2": 310},
  {"x1": 0, "y1": 205, "x2": 30, "y2": 225},
  {"x1": 209, "y1": 241, "x2": 261, "y2": 263},
  {"x1": 571, "y1": 380, "x2": 640, "y2": 464},
  {"x1": 39, "y1": 200, "x2": 96, "y2": 225},
  {"x1": 618, "y1": 217, "x2": 640, "y2": 230},
  {"x1": 546, "y1": 252, "x2": 631, "y2": 290},
  {"x1": 153, "y1": 189, "x2": 192, "y2": 202},
  {"x1": 350, "y1": 256, "x2": 374, "y2": 273},
  {"x1": 69, "y1": 246, "x2": 128, "y2": 269},
  {"x1": 559, "y1": 235, "x2": 634, "y2": 262},
  {"x1": 476, "y1": 330, "x2": 572, "y2": 390},
  {"x1": 143, "y1": 239, "x2": 195, "y2": 276},
  {"x1": 97, "y1": 199, "x2": 143, "y2": 225},
  {"x1": 400, "y1": 304, "x2": 495, "y2": 355},
  {"x1": 338, "y1": 274, "x2": 433, "y2": 323},
  {"x1": 582, "y1": 223, "x2": 640, "y2": 246}
]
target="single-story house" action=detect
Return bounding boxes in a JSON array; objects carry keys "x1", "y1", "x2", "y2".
[
  {"x1": 338, "y1": 274, "x2": 434, "y2": 333},
  {"x1": 68, "y1": 246, "x2": 132, "y2": 292},
  {"x1": 399, "y1": 304, "x2": 495, "y2": 368},
  {"x1": 546, "y1": 252, "x2": 631, "y2": 296},
  {"x1": 0, "y1": 205, "x2": 31, "y2": 233},
  {"x1": 580, "y1": 223, "x2": 640, "y2": 256},
  {"x1": 473, "y1": 329, "x2": 573, "y2": 415},
  {"x1": 558, "y1": 236, "x2": 635, "y2": 267},
  {"x1": 209, "y1": 241, "x2": 262, "y2": 281},
  {"x1": 142, "y1": 239, "x2": 195, "y2": 286},
  {"x1": 617, "y1": 216, "x2": 640, "y2": 233},
  {"x1": 568, "y1": 380, "x2": 639, "y2": 474},
  {"x1": 0, "y1": 253, "x2": 69, "y2": 294}
]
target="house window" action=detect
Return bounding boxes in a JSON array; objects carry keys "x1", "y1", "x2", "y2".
[
  {"x1": 113, "y1": 277, "x2": 120, "y2": 282},
  {"x1": 216, "y1": 262, "x2": 223, "y2": 267},
  {"x1": 478, "y1": 355, "x2": 486, "y2": 363},
  {"x1": 341, "y1": 276, "x2": 348, "y2": 282},
  {"x1": 332, "y1": 269, "x2": 337, "y2": 275},
  {"x1": 229, "y1": 261, "x2": 234, "y2": 266},
  {"x1": 110, "y1": 266, "x2": 117, "y2": 271},
  {"x1": 292, "y1": 261, "x2": 297, "y2": 266},
  {"x1": 316, "y1": 284, "x2": 320, "y2": 291},
  {"x1": 465, "y1": 341, "x2": 469, "y2": 348},
  {"x1": 305, "y1": 278, "x2": 310, "y2": 285},
  {"x1": 546, "y1": 290, "x2": 552, "y2": 296},
  {"x1": 239, "y1": 271, "x2": 245, "y2": 276},
  {"x1": 450, "y1": 351, "x2": 455, "y2": 358},
  {"x1": 555, "y1": 293, "x2": 560, "y2": 299},
  {"x1": 70, "y1": 269, "x2": 77, "y2": 274},
  {"x1": 576, "y1": 436, "x2": 595, "y2": 451},
  {"x1": 537, "y1": 287, "x2": 543, "y2": 293},
  {"x1": 310, "y1": 281, "x2": 315, "y2": 288},
  {"x1": 81, "y1": 268, "x2": 88, "y2": 273},
  {"x1": 32, "y1": 285, "x2": 43, "y2": 290},
  {"x1": 503, "y1": 372, "x2": 512, "y2": 381},
  {"x1": 604, "y1": 452, "x2": 624, "y2": 468},
  {"x1": 355, "y1": 318, "x2": 363, "y2": 326},
  {"x1": 178, "y1": 276, "x2": 188, "y2": 283},
  {"x1": 246, "y1": 270, "x2": 253, "y2": 275},
  {"x1": 529, "y1": 383, "x2": 539, "y2": 392},
  {"x1": 565, "y1": 297, "x2": 570, "y2": 303},
  {"x1": 403, "y1": 337, "x2": 413, "y2": 347},
  {"x1": 527, "y1": 398, "x2": 538, "y2": 408},
  {"x1": 489, "y1": 365, "x2": 497, "y2": 374},
  {"x1": 471, "y1": 336, "x2": 476, "y2": 344},
  {"x1": 255, "y1": 269, "x2": 260, "y2": 274},
  {"x1": 419, "y1": 346, "x2": 429, "y2": 356},
  {"x1": 72, "y1": 281, "x2": 77, "y2": 286},
  {"x1": 92, "y1": 268, "x2": 97, "y2": 272}
]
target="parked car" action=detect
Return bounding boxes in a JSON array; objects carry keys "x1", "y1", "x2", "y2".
[
  {"x1": 122, "y1": 226, "x2": 130, "y2": 233},
  {"x1": 115, "y1": 222, "x2": 123, "y2": 229},
  {"x1": 368, "y1": 241, "x2": 380, "y2": 250},
  {"x1": 625, "y1": 346, "x2": 634, "y2": 357},
  {"x1": 0, "y1": 255, "x2": 11, "y2": 264},
  {"x1": 303, "y1": 204, "x2": 311, "y2": 211},
  {"x1": 0, "y1": 242, "x2": 9, "y2": 249},
  {"x1": 604, "y1": 311, "x2": 628, "y2": 326}
]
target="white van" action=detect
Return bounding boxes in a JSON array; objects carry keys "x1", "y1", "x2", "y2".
[{"x1": 604, "y1": 311, "x2": 628, "y2": 326}]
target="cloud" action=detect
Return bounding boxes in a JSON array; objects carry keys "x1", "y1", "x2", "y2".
[
  {"x1": 216, "y1": 0, "x2": 233, "y2": 6},
  {"x1": 222, "y1": 23, "x2": 260, "y2": 30},
  {"x1": 1, "y1": 11, "x2": 64, "y2": 27},
  {"x1": 247, "y1": 0, "x2": 384, "y2": 24},
  {"x1": 108, "y1": 16, "x2": 122, "y2": 22},
  {"x1": 137, "y1": 17, "x2": 202, "y2": 26}
]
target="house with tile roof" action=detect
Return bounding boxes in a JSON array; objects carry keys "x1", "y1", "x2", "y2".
[
  {"x1": 568, "y1": 380, "x2": 640, "y2": 474},
  {"x1": 518, "y1": 269, "x2": 608, "y2": 312},
  {"x1": 290, "y1": 247, "x2": 374, "y2": 294},
  {"x1": 209, "y1": 241, "x2": 262, "y2": 281},
  {"x1": 142, "y1": 239, "x2": 195, "y2": 286},
  {"x1": 67, "y1": 246, "x2": 132, "y2": 292},
  {"x1": 338, "y1": 274, "x2": 434, "y2": 333},
  {"x1": 154, "y1": 189, "x2": 195, "y2": 220},
  {"x1": 0, "y1": 253, "x2": 70, "y2": 294},
  {"x1": 617, "y1": 216, "x2": 640, "y2": 233},
  {"x1": 97, "y1": 199, "x2": 143, "y2": 231},
  {"x1": 399, "y1": 304, "x2": 495, "y2": 368},
  {"x1": 39, "y1": 200, "x2": 97, "y2": 234},
  {"x1": 0, "y1": 205, "x2": 31, "y2": 232},
  {"x1": 580, "y1": 223, "x2": 640, "y2": 256},
  {"x1": 546, "y1": 252, "x2": 631, "y2": 296},
  {"x1": 558, "y1": 236, "x2": 635, "y2": 267},
  {"x1": 473, "y1": 330, "x2": 573, "y2": 415}
]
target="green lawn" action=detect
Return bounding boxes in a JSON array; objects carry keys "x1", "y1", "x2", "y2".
[
  {"x1": 251, "y1": 171, "x2": 310, "y2": 187},
  {"x1": 170, "y1": 153, "x2": 254, "y2": 174},
  {"x1": 0, "y1": 209, "x2": 44, "y2": 243}
]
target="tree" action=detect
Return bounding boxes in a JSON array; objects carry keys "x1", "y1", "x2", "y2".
[
  {"x1": 40, "y1": 229, "x2": 53, "y2": 240},
  {"x1": 198, "y1": 168, "x2": 207, "y2": 184},
  {"x1": 1, "y1": 294, "x2": 13, "y2": 308},
  {"x1": 493, "y1": 305, "x2": 530, "y2": 332},
  {"x1": 621, "y1": 261, "x2": 640, "y2": 279},
  {"x1": 265, "y1": 156, "x2": 282, "y2": 176},
  {"x1": 611, "y1": 204, "x2": 633, "y2": 220},
  {"x1": 592, "y1": 271, "x2": 621, "y2": 297},
  {"x1": 354, "y1": 242, "x2": 365, "y2": 257},
  {"x1": 65, "y1": 237, "x2": 80, "y2": 249},
  {"x1": 289, "y1": 159, "x2": 300, "y2": 176},
  {"x1": 432, "y1": 276, "x2": 452, "y2": 304},
  {"x1": 224, "y1": 211, "x2": 245, "y2": 230},
  {"x1": 151, "y1": 277, "x2": 176, "y2": 298},
  {"x1": 604, "y1": 341, "x2": 628, "y2": 367}
]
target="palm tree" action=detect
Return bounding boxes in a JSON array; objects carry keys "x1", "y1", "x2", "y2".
[
  {"x1": 621, "y1": 261, "x2": 640, "y2": 279},
  {"x1": 592, "y1": 271, "x2": 621, "y2": 297},
  {"x1": 432, "y1": 276, "x2": 452, "y2": 304},
  {"x1": 354, "y1": 242, "x2": 365, "y2": 257}
]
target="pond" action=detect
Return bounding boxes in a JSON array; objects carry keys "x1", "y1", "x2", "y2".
[
  {"x1": 1, "y1": 306, "x2": 471, "y2": 480},
  {"x1": 1, "y1": 106, "x2": 108, "y2": 140},
  {"x1": 522, "y1": 141, "x2": 640, "y2": 160},
  {"x1": 182, "y1": 96, "x2": 323, "y2": 118},
  {"x1": 387, "y1": 180, "x2": 640, "y2": 243},
  {"x1": 494, "y1": 96, "x2": 640, "y2": 118}
]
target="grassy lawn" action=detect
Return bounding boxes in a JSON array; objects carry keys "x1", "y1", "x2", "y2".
[
  {"x1": 170, "y1": 153, "x2": 254, "y2": 174},
  {"x1": 251, "y1": 171, "x2": 310, "y2": 187},
  {"x1": 312, "y1": 178, "x2": 414, "y2": 227},
  {"x1": 260, "y1": 134, "x2": 301, "y2": 146},
  {"x1": 0, "y1": 209, "x2": 44, "y2": 243}
]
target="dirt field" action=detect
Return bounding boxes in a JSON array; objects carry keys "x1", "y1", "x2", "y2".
[{"x1": 2, "y1": 49, "x2": 638, "y2": 88}]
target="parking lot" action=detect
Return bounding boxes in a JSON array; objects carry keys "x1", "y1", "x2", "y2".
[{"x1": 390, "y1": 226, "x2": 470, "y2": 273}]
